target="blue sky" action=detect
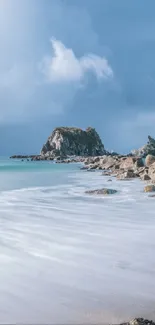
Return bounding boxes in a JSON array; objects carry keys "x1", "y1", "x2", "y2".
[{"x1": 0, "y1": 0, "x2": 155, "y2": 155}]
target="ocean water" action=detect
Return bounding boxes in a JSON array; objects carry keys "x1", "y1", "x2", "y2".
[{"x1": 0, "y1": 158, "x2": 155, "y2": 324}]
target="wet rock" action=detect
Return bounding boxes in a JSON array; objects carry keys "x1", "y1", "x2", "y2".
[
  {"x1": 102, "y1": 171, "x2": 113, "y2": 176},
  {"x1": 80, "y1": 166, "x2": 88, "y2": 170},
  {"x1": 87, "y1": 169, "x2": 96, "y2": 172},
  {"x1": 144, "y1": 185, "x2": 155, "y2": 192},
  {"x1": 85, "y1": 188, "x2": 117, "y2": 195}
]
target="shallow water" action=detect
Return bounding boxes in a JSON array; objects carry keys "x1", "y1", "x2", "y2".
[{"x1": 0, "y1": 158, "x2": 155, "y2": 324}]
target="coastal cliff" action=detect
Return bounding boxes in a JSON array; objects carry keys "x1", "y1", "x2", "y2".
[{"x1": 41, "y1": 127, "x2": 105, "y2": 157}]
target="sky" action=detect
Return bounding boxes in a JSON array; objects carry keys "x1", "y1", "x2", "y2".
[{"x1": 0, "y1": 0, "x2": 155, "y2": 155}]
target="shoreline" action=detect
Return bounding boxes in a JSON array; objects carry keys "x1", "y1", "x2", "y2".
[{"x1": 1, "y1": 159, "x2": 155, "y2": 322}]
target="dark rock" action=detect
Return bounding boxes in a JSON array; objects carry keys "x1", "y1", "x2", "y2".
[
  {"x1": 10, "y1": 155, "x2": 37, "y2": 159},
  {"x1": 87, "y1": 169, "x2": 96, "y2": 172},
  {"x1": 80, "y1": 166, "x2": 88, "y2": 170},
  {"x1": 85, "y1": 188, "x2": 117, "y2": 195},
  {"x1": 102, "y1": 171, "x2": 113, "y2": 176},
  {"x1": 140, "y1": 173, "x2": 151, "y2": 181},
  {"x1": 41, "y1": 126, "x2": 106, "y2": 157}
]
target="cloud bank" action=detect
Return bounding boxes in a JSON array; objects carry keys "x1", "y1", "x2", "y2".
[{"x1": 41, "y1": 38, "x2": 113, "y2": 83}]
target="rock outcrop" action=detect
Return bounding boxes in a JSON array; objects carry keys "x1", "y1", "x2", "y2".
[
  {"x1": 41, "y1": 127, "x2": 105, "y2": 157},
  {"x1": 121, "y1": 318, "x2": 155, "y2": 325},
  {"x1": 132, "y1": 135, "x2": 155, "y2": 157}
]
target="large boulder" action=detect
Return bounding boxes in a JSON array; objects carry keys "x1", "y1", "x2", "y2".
[
  {"x1": 41, "y1": 127, "x2": 106, "y2": 157},
  {"x1": 120, "y1": 157, "x2": 136, "y2": 170},
  {"x1": 145, "y1": 154, "x2": 155, "y2": 167},
  {"x1": 85, "y1": 188, "x2": 117, "y2": 195},
  {"x1": 144, "y1": 185, "x2": 155, "y2": 192}
]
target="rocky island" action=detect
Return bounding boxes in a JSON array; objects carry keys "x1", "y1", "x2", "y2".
[
  {"x1": 10, "y1": 126, "x2": 107, "y2": 161},
  {"x1": 41, "y1": 126, "x2": 106, "y2": 157}
]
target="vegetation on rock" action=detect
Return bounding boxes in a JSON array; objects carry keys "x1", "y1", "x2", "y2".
[{"x1": 41, "y1": 126, "x2": 105, "y2": 157}]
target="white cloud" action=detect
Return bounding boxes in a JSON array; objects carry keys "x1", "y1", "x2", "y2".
[{"x1": 41, "y1": 38, "x2": 113, "y2": 83}]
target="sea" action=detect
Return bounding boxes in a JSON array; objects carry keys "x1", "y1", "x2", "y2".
[{"x1": 0, "y1": 157, "x2": 155, "y2": 324}]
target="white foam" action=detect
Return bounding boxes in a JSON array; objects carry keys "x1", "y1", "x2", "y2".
[{"x1": 0, "y1": 168, "x2": 155, "y2": 323}]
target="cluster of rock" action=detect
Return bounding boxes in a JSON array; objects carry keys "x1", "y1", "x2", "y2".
[{"x1": 82, "y1": 154, "x2": 155, "y2": 183}]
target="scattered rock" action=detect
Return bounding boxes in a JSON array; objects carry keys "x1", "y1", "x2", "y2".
[
  {"x1": 144, "y1": 185, "x2": 155, "y2": 192},
  {"x1": 85, "y1": 188, "x2": 117, "y2": 195}
]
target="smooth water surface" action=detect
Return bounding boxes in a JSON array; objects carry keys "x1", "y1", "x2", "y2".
[{"x1": 0, "y1": 158, "x2": 155, "y2": 324}]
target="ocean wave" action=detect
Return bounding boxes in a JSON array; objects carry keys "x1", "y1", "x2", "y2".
[{"x1": 0, "y1": 164, "x2": 155, "y2": 323}]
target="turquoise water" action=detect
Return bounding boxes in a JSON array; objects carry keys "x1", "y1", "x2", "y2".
[
  {"x1": 0, "y1": 158, "x2": 155, "y2": 323},
  {"x1": 0, "y1": 158, "x2": 77, "y2": 191}
]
